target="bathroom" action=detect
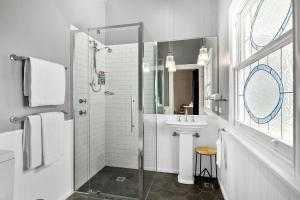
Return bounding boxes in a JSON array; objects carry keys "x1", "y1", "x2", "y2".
[{"x1": 0, "y1": 0, "x2": 299, "y2": 200}]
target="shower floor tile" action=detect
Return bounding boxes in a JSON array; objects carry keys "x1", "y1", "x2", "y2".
[
  {"x1": 77, "y1": 166, "x2": 155, "y2": 199},
  {"x1": 68, "y1": 170, "x2": 224, "y2": 200}
]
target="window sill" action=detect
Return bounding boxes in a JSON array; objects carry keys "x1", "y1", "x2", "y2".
[
  {"x1": 223, "y1": 123, "x2": 300, "y2": 196},
  {"x1": 235, "y1": 122, "x2": 293, "y2": 160}
]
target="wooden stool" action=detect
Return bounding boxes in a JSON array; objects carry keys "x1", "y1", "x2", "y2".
[{"x1": 194, "y1": 147, "x2": 218, "y2": 188}]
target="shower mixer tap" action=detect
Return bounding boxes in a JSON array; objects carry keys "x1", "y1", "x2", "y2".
[
  {"x1": 79, "y1": 110, "x2": 87, "y2": 116},
  {"x1": 79, "y1": 98, "x2": 87, "y2": 104}
]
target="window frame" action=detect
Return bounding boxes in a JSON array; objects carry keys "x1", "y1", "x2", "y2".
[{"x1": 232, "y1": 0, "x2": 294, "y2": 162}]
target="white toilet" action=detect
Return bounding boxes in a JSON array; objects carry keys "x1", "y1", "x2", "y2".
[{"x1": 0, "y1": 150, "x2": 15, "y2": 200}]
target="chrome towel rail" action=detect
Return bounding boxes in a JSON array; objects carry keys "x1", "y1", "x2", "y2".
[
  {"x1": 9, "y1": 54, "x2": 68, "y2": 70},
  {"x1": 10, "y1": 54, "x2": 29, "y2": 61},
  {"x1": 9, "y1": 111, "x2": 68, "y2": 124}
]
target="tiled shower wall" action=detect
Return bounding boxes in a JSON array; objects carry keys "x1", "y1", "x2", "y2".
[
  {"x1": 143, "y1": 42, "x2": 157, "y2": 170},
  {"x1": 73, "y1": 38, "x2": 157, "y2": 188},
  {"x1": 73, "y1": 32, "x2": 106, "y2": 189},
  {"x1": 143, "y1": 42, "x2": 157, "y2": 114},
  {"x1": 105, "y1": 43, "x2": 139, "y2": 169},
  {"x1": 104, "y1": 42, "x2": 157, "y2": 170}
]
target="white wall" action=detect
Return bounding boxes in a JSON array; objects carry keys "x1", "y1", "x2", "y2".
[
  {"x1": 0, "y1": 120, "x2": 73, "y2": 200},
  {"x1": 0, "y1": 0, "x2": 71, "y2": 133},
  {"x1": 105, "y1": 0, "x2": 218, "y2": 42},
  {"x1": 218, "y1": 118, "x2": 300, "y2": 200},
  {"x1": 54, "y1": 0, "x2": 106, "y2": 29},
  {"x1": 156, "y1": 114, "x2": 220, "y2": 175},
  {"x1": 217, "y1": 0, "x2": 231, "y2": 119},
  {"x1": 144, "y1": 114, "x2": 157, "y2": 171}
]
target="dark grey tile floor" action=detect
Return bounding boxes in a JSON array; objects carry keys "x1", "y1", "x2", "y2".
[
  {"x1": 146, "y1": 173, "x2": 224, "y2": 200},
  {"x1": 66, "y1": 192, "x2": 132, "y2": 200},
  {"x1": 67, "y1": 170, "x2": 224, "y2": 200}
]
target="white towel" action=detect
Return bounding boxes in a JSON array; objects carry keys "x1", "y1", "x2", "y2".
[
  {"x1": 24, "y1": 57, "x2": 66, "y2": 107},
  {"x1": 40, "y1": 112, "x2": 65, "y2": 166},
  {"x1": 216, "y1": 137, "x2": 222, "y2": 168},
  {"x1": 23, "y1": 115, "x2": 42, "y2": 170}
]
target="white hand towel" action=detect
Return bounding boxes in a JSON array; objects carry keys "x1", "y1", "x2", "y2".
[
  {"x1": 23, "y1": 115, "x2": 42, "y2": 170},
  {"x1": 24, "y1": 57, "x2": 66, "y2": 107},
  {"x1": 216, "y1": 137, "x2": 222, "y2": 168},
  {"x1": 40, "y1": 112, "x2": 65, "y2": 166}
]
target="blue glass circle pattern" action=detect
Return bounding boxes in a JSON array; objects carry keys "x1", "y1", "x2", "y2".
[
  {"x1": 250, "y1": 0, "x2": 293, "y2": 50},
  {"x1": 243, "y1": 64, "x2": 284, "y2": 124}
]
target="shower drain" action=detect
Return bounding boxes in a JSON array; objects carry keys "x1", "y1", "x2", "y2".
[{"x1": 116, "y1": 177, "x2": 126, "y2": 182}]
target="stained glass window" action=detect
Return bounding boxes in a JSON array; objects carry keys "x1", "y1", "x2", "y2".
[
  {"x1": 237, "y1": 0, "x2": 293, "y2": 144},
  {"x1": 240, "y1": 0, "x2": 293, "y2": 61}
]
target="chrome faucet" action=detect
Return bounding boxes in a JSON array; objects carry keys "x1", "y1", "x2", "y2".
[{"x1": 185, "y1": 108, "x2": 188, "y2": 122}]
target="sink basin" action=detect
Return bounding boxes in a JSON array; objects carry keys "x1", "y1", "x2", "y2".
[
  {"x1": 166, "y1": 119, "x2": 208, "y2": 132},
  {"x1": 166, "y1": 117, "x2": 208, "y2": 185}
]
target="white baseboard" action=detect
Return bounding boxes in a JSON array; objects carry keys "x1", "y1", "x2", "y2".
[
  {"x1": 58, "y1": 190, "x2": 73, "y2": 200},
  {"x1": 218, "y1": 179, "x2": 229, "y2": 200},
  {"x1": 144, "y1": 166, "x2": 157, "y2": 171},
  {"x1": 157, "y1": 168, "x2": 179, "y2": 174}
]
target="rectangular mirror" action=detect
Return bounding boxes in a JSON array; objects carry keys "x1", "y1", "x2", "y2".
[{"x1": 156, "y1": 37, "x2": 219, "y2": 115}]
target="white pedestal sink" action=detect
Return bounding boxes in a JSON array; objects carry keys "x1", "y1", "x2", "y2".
[{"x1": 166, "y1": 117, "x2": 207, "y2": 184}]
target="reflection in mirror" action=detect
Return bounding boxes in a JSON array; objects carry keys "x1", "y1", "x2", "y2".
[{"x1": 156, "y1": 37, "x2": 218, "y2": 115}]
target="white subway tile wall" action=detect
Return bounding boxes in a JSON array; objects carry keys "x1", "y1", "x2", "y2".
[
  {"x1": 143, "y1": 42, "x2": 157, "y2": 171},
  {"x1": 73, "y1": 32, "x2": 106, "y2": 189},
  {"x1": 143, "y1": 42, "x2": 157, "y2": 114},
  {"x1": 105, "y1": 43, "x2": 139, "y2": 169}
]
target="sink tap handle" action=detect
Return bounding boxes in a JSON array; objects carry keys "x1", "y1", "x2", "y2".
[
  {"x1": 191, "y1": 116, "x2": 195, "y2": 122},
  {"x1": 172, "y1": 132, "x2": 179, "y2": 137},
  {"x1": 178, "y1": 116, "x2": 181, "y2": 122}
]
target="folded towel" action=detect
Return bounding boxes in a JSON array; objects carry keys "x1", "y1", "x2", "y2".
[
  {"x1": 24, "y1": 57, "x2": 66, "y2": 107},
  {"x1": 23, "y1": 115, "x2": 42, "y2": 170},
  {"x1": 216, "y1": 137, "x2": 222, "y2": 168},
  {"x1": 40, "y1": 112, "x2": 65, "y2": 166}
]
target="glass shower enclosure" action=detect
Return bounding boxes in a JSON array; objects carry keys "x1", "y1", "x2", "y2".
[{"x1": 71, "y1": 23, "x2": 157, "y2": 199}]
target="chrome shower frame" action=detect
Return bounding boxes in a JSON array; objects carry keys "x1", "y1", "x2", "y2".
[{"x1": 70, "y1": 22, "x2": 145, "y2": 199}]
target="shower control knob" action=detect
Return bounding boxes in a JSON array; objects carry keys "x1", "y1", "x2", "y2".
[
  {"x1": 79, "y1": 98, "x2": 87, "y2": 104},
  {"x1": 79, "y1": 110, "x2": 87, "y2": 115}
]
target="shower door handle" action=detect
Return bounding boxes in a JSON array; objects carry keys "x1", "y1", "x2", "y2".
[{"x1": 131, "y1": 96, "x2": 135, "y2": 132}]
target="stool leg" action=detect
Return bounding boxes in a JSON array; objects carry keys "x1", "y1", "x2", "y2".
[
  {"x1": 215, "y1": 154, "x2": 217, "y2": 178},
  {"x1": 195, "y1": 153, "x2": 197, "y2": 176},
  {"x1": 215, "y1": 154, "x2": 219, "y2": 189},
  {"x1": 199, "y1": 154, "x2": 202, "y2": 186},
  {"x1": 210, "y1": 155, "x2": 213, "y2": 182}
]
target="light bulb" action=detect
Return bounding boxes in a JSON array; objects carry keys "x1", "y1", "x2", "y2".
[
  {"x1": 197, "y1": 55, "x2": 206, "y2": 67},
  {"x1": 165, "y1": 52, "x2": 176, "y2": 69},
  {"x1": 143, "y1": 62, "x2": 150, "y2": 73},
  {"x1": 199, "y1": 47, "x2": 209, "y2": 61}
]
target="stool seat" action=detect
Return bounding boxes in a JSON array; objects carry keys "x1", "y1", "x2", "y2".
[{"x1": 195, "y1": 147, "x2": 217, "y2": 155}]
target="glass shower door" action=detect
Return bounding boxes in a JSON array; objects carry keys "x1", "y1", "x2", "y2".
[
  {"x1": 73, "y1": 24, "x2": 146, "y2": 199},
  {"x1": 72, "y1": 30, "x2": 91, "y2": 192},
  {"x1": 91, "y1": 26, "x2": 140, "y2": 198}
]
